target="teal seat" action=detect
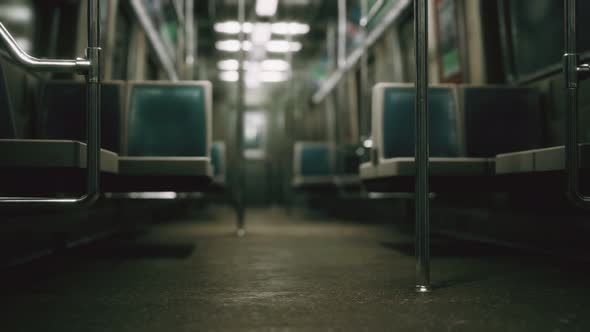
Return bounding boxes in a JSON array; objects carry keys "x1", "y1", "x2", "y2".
[
  {"x1": 380, "y1": 85, "x2": 460, "y2": 159},
  {"x1": 109, "y1": 82, "x2": 213, "y2": 192},
  {"x1": 127, "y1": 83, "x2": 209, "y2": 157},
  {"x1": 299, "y1": 143, "x2": 333, "y2": 176}
]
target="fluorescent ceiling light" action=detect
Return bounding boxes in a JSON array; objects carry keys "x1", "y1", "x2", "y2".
[
  {"x1": 252, "y1": 23, "x2": 272, "y2": 45},
  {"x1": 219, "y1": 70, "x2": 288, "y2": 84},
  {"x1": 214, "y1": 21, "x2": 253, "y2": 34},
  {"x1": 260, "y1": 71, "x2": 288, "y2": 82},
  {"x1": 216, "y1": 40, "x2": 241, "y2": 52},
  {"x1": 260, "y1": 59, "x2": 290, "y2": 71},
  {"x1": 266, "y1": 40, "x2": 302, "y2": 53},
  {"x1": 219, "y1": 71, "x2": 239, "y2": 82},
  {"x1": 216, "y1": 40, "x2": 252, "y2": 52},
  {"x1": 271, "y1": 22, "x2": 310, "y2": 35},
  {"x1": 218, "y1": 59, "x2": 290, "y2": 72},
  {"x1": 256, "y1": 0, "x2": 278, "y2": 17},
  {"x1": 215, "y1": 21, "x2": 309, "y2": 35},
  {"x1": 246, "y1": 73, "x2": 261, "y2": 88},
  {"x1": 214, "y1": 21, "x2": 241, "y2": 34},
  {"x1": 218, "y1": 59, "x2": 240, "y2": 71}
]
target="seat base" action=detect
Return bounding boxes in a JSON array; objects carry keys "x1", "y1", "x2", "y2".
[
  {"x1": 292, "y1": 176, "x2": 337, "y2": 191},
  {"x1": 361, "y1": 158, "x2": 494, "y2": 193},
  {"x1": 0, "y1": 139, "x2": 118, "y2": 195},
  {"x1": 0, "y1": 139, "x2": 118, "y2": 172},
  {"x1": 106, "y1": 157, "x2": 212, "y2": 192}
]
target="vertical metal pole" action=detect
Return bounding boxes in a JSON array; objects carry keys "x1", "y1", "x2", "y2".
[
  {"x1": 565, "y1": 0, "x2": 579, "y2": 204},
  {"x1": 564, "y1": 0, "x2": 590, "y2": 207},
  {"x1": 360, "y1": 0, "x2": 370, "y2": 140},
  {"x1": 284, "y1": 30, "x2": 295, "y2": 211},
  {"x1": 185, "y1": 0, "x2": 196, "y2": 80},
  {"x1": 337, "y1": 0, "x2": 347, "y2": 70},
  {"x1": 235, "y1": 0, "x2": 246, "y2": 236},
  {"x1": 414, "y1": 0, "x2": 430, "y2": 293},
  {"x1": 326, "y1": 25, "x2": 337, "y2": 145},
  {"x1": 335, "y1": 0, "x2": 347, "y2": 171},
  {"x1": 86, "y1": 0, "x2": 101, "y2": 201}
]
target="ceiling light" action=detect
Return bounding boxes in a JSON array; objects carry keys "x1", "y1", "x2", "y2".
[
  {"x1": 261, "y1": 59, "x2": 290, "y2": 71},
  {"x1": 216, "y1": 40, "x2": 241, "y2": 52},
  {"x1": 252, "y1": 23, "x2": 272, "y2": 45},
  {"x1": 243, "y1": 22, "x2": 254, "y2": 33},
  {"x1": 214, "y1": 21, "x2": 241, "y2": 34},
  {"x1": 245, "y1": 71, "x2": 261, "y2": 88},
  {"x1": 271, "y1": 22, "x2": 310, "y2": 35},
  {"x1": 219, "y1": 71, "x2": 239, "y2": 82},
  {"x1": 256, "y1": 0, "x2": 278, "y2": 17},
  {"x1": 217, "y1": 59, "x2": 240, "y2": 71},
  {"x1": 266, "y1": 40, "x2": 302, "y2": 53},
  {"x1": 215, "y1": 21, "x2": 309, "y2": 36},
  {"x1": 216, "y1": 40, "x2": 252, "y2": 52},
  {"x1": 260, "y1": 71, "x2": 288, "y2": 83},
  {"x1": 214, "y1": 21, "x2": 254, "y2": 34}
]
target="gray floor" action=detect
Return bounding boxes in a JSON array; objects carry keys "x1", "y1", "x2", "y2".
[{"x1": 1, "y1": 206, "x2": 590, "y2": 331}]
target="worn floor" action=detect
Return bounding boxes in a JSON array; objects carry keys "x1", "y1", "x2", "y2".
[{"x1": 1, "y1": 206, "x2": 590, "y2": 331}]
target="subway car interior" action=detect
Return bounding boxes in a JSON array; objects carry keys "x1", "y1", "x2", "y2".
[{"x1": 2, "y1": 0, "x2": 590, "y2": 330}]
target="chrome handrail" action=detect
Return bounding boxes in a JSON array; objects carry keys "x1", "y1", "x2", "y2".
[
  {"x1": 564, "y1": 0, "x2": 590, "y2": 208},
  {"x1": 0, "y1": 23, "x2": 91, "y2": 73},
  {"x1": 0, "y1": 0, "x2": 101, "y2": 207},
  {"x1": 360, "y1": 0, "x2": 384, "y2": 27}
]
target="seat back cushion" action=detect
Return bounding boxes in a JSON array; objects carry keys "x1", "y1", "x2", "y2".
[
  {"x1": 298, "y1": 143, "x2": 334, "y2": 176},
  {"x1": 127, "y1": 84, "x2": 208, "y2": 157},
  {"x1": 462, "y1": 87, "x2": 542, "y2": 157},
  {"x1": 41, "y1": 81, "x2": 122, "y2": 152},
  {"x1": 381, "y1": 87, "x2": 460, "y2": 158}
]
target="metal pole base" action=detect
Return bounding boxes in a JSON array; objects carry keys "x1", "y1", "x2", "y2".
[{"x1": 415, "y1": 285, "x2": 431, "y2": 293}]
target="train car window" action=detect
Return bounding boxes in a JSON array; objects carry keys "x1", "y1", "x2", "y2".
[
  {"x1": 244, "y1": 111, "x2": 267, "y2": 160},
  {"x1": 503, "y1": 0, "x2": 590, "y2": 82}
]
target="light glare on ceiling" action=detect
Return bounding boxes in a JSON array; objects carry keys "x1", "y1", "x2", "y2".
[
  {"x1": 252, "y1": 23, "x2": 272, "y2": 45},
  {"x1": 256, "y1": 0, "x2": 278, "y2": 17}
]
